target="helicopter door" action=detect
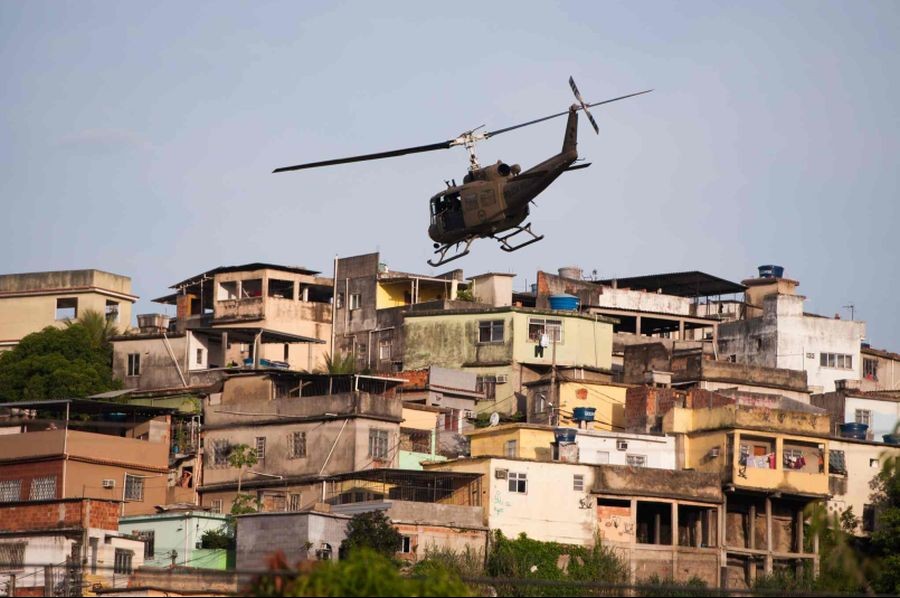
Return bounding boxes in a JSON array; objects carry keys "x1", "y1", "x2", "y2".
[{"x1": 439, "y1": 191, "x2": 465, "y2": 231}]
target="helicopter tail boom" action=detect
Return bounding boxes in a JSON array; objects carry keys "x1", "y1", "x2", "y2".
[{"x1": 562, "y1": 105, "x2": 579, "y2": 155}]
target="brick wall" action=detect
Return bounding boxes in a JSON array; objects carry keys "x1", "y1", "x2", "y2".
[
  {"x1": 0, "y1": 460, "x2": 64, "y2": 501},
  {"x1": 0, "y1": 498, "x2": 120, "y2": 532}
]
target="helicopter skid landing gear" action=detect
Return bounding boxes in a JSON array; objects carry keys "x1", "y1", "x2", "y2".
[
  {"x1": 494, "y1": 223, "x2": 544, "y2": 253},
  {"x1": 428, "y1": 237, "x2": 475, "y2": 268}
]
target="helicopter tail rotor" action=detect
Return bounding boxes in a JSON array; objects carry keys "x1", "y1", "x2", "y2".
[{"x1": 569, "y1": 76, "x2": 600, "y2": 135}]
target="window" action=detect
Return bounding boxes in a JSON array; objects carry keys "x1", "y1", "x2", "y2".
[
  {"x1": 241, "y1": 278, "x2": 262, "y2": 298},
  {"x1": 476, "y1": 375, "x2": 498, "y2": 400},
  {"x1": 218, "y1": 281, "x2": 239, "y2": 301},
  {"x1": 136, "y1": 530, "x2": 155, "y2": 559},
  {"x1": 105, "y1": 300, "x2": 119, "y2": 323},
  {"x1": 573, "y1": 474, "x2": 584, "y2": 492},
  {"x1": 0, "y1": 543, "x2": 25, "y2": 571},
  {"x1": 349, "y1": 293, "x2": 361, "y2": 310},
  {"x1": 336, "y1": 292, "x2": 344, "y2": 309},
  {"x1": 55, "y1": 297, "x2": 77, "y2": 320},
  {"x1": 114, "y1": 549, "x2": 133, "y2": 574},
  {"x1": 196, "y1": 348, "x2": 204, "y2": 365},
  {"x1": 369, "y1": 429, "x2": 389, "y2": 460},
  {"x1": 0, "y1": 480, "x2": 21, "y2": 503},
  {"x1": 255, "y1": 437, "x2": 267, "y2": 464},
  {"x1": 863, "y1": 504, "x2": 876, "y2": 532},
  {"x1": 478, "y1": 320, "x2": 504, "y2": 343},
  {"x1": 29, "y1": 475, "x2": 56, "y2": 500},
  {"x1": 290, "y1": 494, "x2": 301, "y2": 511},
  {"x1": 399, "y1": 536, "x2": 413, "y2": 554},
  {"x1": 508, "y1": 472, "x2": 527, "y2": 494},
  {"x1": 870, "y1": 458, "x2": 880, "y2": 469},
  {"x1": 504, "y1": 440, "x2": 518, "y2": 458},
  {"x1": 213, "y1": 440, "x2": 231, "y2": 466},
  {"x1": 379, "y1": 339, "x2": 392, "y2": 360},
  {"x1": 863, "y1": 358, "x2": 879, "y2": 381},
  {"x1": 124, "y1": 475, "x2": 144, "y2": 501},
  {"x1": 127, "y1": 353, "x2": 141, "y2": 377},
  {"x1": 626, "y1": 454, "x2": 647, "y2": 467},
  {"x1": 289, "y1": 431, "x2": 307, "y2": 459},
  {"x1": 284, "y1": 344, "x2": 290, "y2": 361},
  {"x1": 268, "y1": 278, "x2": 295, "y2": 299},
  {"x1": 211, "y1": 499, "x2": 223, "y2": 514},
  {"x1": 855, "y1": 409, "x2": 872, "y2": 426},
  {"x1": 820, "y1": 352, "x2": 853, "y2": 369},
  {"x1": 528, "y1": 318, "x2": 563, "y2": 343}
]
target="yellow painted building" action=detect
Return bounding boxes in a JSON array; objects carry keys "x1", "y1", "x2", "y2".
[
  {"x1": 526, "y1": 376, "x2": 628, "y2": 429},
  {"x1": 466, "y1": 424, "x2": 555, "y2": 460},
  {"x1": 0, "y1": 269, "x2": 137, "y2": 351}
]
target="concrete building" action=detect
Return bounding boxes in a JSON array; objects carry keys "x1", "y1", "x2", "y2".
[
  {"x1": 399, "y1": 404, "x2": 448, "y2": 470},
  {"x1": 524, "y1": 370, "x2": 629, "y2": 429},
  {"x1": 860, "y1": 345, "x2": 900, "y2": 392},
  {"x1": 236, "y1": 468, "x2": 486, "y2": 568},
  {"x1": 826, "y1": 437, "x2": 900, "y2": 536},
  {"x1": 0, "y1": 498, "x2": 145, "y2": 596},
  {"x1": 395, "y1": 366, "x2": 483, "y2": 430},
  {"x1": 199, "y1": 372, "x2": 405, "y2": 514},
  {"x1": 403, "y1": 306, "x2": 616, "y2": 416},
  {"x1": 152, "y1": 263, "x2": 332, "y2": 372},
  {"x1": 332, "y1": 252, "x2": 472, "y2": 373},
  {"x1": 660, "y1": 390, "x2": 831, "y2": 587},
  {"x1": 465, "y1": 423, "x2": 676, "y2": 470},
  {"x1": 0, "y1": 400, "x2": 176, "y2": 517},
  {"x1": 0, "y1": 269, "x2": 137, "y2": 352},
  {"x1": 425, "y1": 457, "x2": 723, "y2": 584},
  {"x1": 811, "y1": 383, "x2": 900, "y2": 441},
  {"x1": 118, "y1": 508, "x2": 230, "y2": 570},
  {"x1": 623, "y1": 342, "x2": 811, "y2": 403},
  {"x1": 717, "y1": 269, "x2": 866, "y2": 393},
  {"x1": 533, "y1": 269, "x2": 746, "y2": 375}
]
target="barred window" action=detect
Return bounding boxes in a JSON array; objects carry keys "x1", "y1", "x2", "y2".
[
  {"x1": 369, "y1": 429, "x2": 389, "y2": 460},
  {"x1": 573, "y1": 474, "x2": 585, "y2": 492},
  {"x1": 626, "y1": 454, "x2": 647, "y2": 467},
  {"x1": 114, "y1": 549, "x2": 133, "y2": 574},
  {"x1": 255, "y1": 436, "x2": 267, "y2": 464},
  {"x1": 124, "y1": 475, "x2": 144, "y2": 501},
  {"x1": 212, "y1": 440, "x2": 231, "y2": 466},
  {"x1": 0, "y1": 480, "x2": 21, "y2": 503},
  {"x1": 528, "y1": 318, "x2": 563, "y2": 343},
  {"x1": 29, "y1": 475, "x2": 57, "y2": 501},
  {"x1": 211, "y1": 499, "x2": 223, "y2": 514},
  {"x1": 290, "y1": 494, "x2": 301, "y2": 511},
  {"x1": 135, "y1": 530, "x2": 155, "y2": 559},
  {"x1": 289, "y1": 431, "x2": 307, "y2": 459},
  {"x1": 0, "y1": 543, "x2": 26, "y2": 571}
]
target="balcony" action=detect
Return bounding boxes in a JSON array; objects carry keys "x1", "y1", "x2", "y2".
[{"x1": 727, "y1": 432, "x2": 828, "y2": 496}]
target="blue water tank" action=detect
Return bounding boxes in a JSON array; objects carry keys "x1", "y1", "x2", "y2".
[
  {"x1": 839, "y1": 422, "x2": 869, "y2": 440},
  {"x1": 549, "y1": 294, "x2": 579, "y2": 311},
  {"x1": 573, "y1": 407, "x2": 596, "y2": 422},
  {"x1": 554, "y1": 428, "x2": 577, "y2": 443},
  {"x1": 758, "y1": 265, "x2": 784, "y2": 279},
  {"x1": 883, "y1": 433, "x2": 900, "y2": 445}
]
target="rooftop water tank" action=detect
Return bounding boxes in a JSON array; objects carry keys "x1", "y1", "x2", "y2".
[
  {"x1": 558, "y1": 266, "x2": 583, "y2": 280},
  {"x1": 839, "y1": 422, "x2": 869, "y2": 440},
  {"x1": 883, "y1": 433, "x2": 900, "y2": 445},
  {"x1": 572, "y1": 407, "x2": 596, "y2": 422},
  {"x1": 548, "y1": 294, "x2": 579, "y2": 311},
  {"x1": 758, "y1": 265, "x2": 785, "y2": 279},
  {"x1": 554, "y1": 428, "x2": 577, "y2": 444}
]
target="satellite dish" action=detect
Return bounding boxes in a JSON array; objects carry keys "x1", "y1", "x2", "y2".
[{"x1": 489, "y1": 412, "x2": 500, "y2": 427}]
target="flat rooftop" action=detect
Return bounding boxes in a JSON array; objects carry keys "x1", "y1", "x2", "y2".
[{"x1": 594, "y1": 271, "x2": 746, "y2": 297}]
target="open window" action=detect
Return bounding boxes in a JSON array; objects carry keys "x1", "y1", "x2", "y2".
[
  {"x1": 241, "y1": 279, "x2": 262, "y2": 298},
  {"x1": 56, "y1": 297, "x2": 77, "y2": 320},
  {"x1": 636, "y1": 501, "x2": 672, "y2": 545},
  {"x1": 218, "y1": 281, "x2": 239, "y2": 301},
  {"x1": 678, "y1": 505, "x2": 717, "y2": 547},
  {"x1": 268, "y1": 278, "x2": 295, "y2": 299},
  {"x1": 105, "y1": 300, "x2": 119, "y2": 323}
]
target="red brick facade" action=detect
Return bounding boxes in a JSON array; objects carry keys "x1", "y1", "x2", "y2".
[
  {"x1": 0, "y1": 460, "x2": 63, "y2": 501},
  {"x1": 625, "y1": 387, "x2": 735, "y2": 432},
  {"x1": 0, "y1": 498, "x2": 120, "y2": 532}
]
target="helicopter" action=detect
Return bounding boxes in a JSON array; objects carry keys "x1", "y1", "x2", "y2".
[{"x1": 274, "y1": 77, "x2": 651, "y2": 267}]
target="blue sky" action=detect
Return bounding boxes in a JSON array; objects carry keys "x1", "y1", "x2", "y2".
[{"x1": 2, "y1": 1, "x2": 898, "y2": 347}]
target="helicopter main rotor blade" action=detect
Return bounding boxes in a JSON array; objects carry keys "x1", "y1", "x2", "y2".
[
  {"x1": 569, "y1": 76, "x2": 600, "y2": 135},
  {"x1": 485, "y1": 89, "x2": 652, "y2": 139},
  {"x1": 273, "y1": 140, "x2": 454, "y2": 173}
]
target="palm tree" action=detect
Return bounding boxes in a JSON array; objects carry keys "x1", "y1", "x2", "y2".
[
  {"x1": 319, "y1": 351, "x2": 358, "y2": 374},
  {"x1": 66, "y1": 308, "x2": 118, "y2": 351}
]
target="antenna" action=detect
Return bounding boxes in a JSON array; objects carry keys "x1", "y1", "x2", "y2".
[
  {"x1": 489, "y1": 412, "x2": 500, "y2": 427},
  {"x1": 842, "y1": 303, "x2": 856, "y2": 321}
]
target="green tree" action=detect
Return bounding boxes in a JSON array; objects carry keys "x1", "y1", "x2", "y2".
[
  {"x1": 319, "y1": 352, "x2": 358, "y2": 374},
  {"x1": 870, "y1": 453, "x2": 900, "y2": 594},
  {"x1": 227, "y1": 444, "x2": 259, "y2": 495},
  {"x1": 66, "y1": 308, "x2": 118, "y2": 351},
  {"x1": 340, "y1": 510, "x2": 403, "y2": 559},
  {"x1": 248, "y1": 548, "x2": 470, "y2": 597},
  {"x1": 0, "y1": 323, "x2": 121, "y2": 402}
]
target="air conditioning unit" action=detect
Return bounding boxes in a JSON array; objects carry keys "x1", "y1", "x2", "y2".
[
  {"x1": 616, "y1": 440, "x2": 628, "y2": 451},
  {"x1": 102, "y1": 479, "x2": 116, "y2": 489},
  {"x1": 495, "y1": 468, "x2": 508, "y2": 480},
  {"x1": 495, "y1": 374, "x2": 508, "y2": 384},
  {"x1": 463, "y1": 410, "x2": 475, "y2": 419}
]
